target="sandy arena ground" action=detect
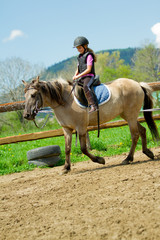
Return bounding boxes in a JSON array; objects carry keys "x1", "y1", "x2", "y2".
[{"x1": 1, "y1": 147, "x2": 160, "y2": 240}]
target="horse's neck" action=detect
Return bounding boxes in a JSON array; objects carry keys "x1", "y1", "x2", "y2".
[{"x1": 43, "y1": 83, "x2": 73, "y2": 109}]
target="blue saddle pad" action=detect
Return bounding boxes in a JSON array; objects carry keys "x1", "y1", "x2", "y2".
[
  {"x1": 93, "y1": 84, "x2": 111, "y2": 104},
  {"x1": 74, "y1": 84, "x2": 111, "y2": 108}
]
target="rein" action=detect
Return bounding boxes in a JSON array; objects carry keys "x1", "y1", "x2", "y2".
[
  {"x1": 69, "y1": 79, "x2": 81, "y2": 97},
  {"x1": 33, "y1": 101, "x2": 53, "y2": 129},
  {"x1": 33, "y1": 112, "x2": 53, "y2": 129}
]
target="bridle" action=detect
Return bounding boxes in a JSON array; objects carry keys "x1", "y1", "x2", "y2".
[
  {"x1": 25, "y1": 87, "x2": 53, "y2": 129},
  {"x1": 26, "y1": 87, "x2": 43, "y2": 112},
  {"x1": 25, "y1": 84, "x2": 66, "y2": 128}
]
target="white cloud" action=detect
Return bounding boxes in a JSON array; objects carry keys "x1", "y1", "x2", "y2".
[
  {"x1": 3, "y1": 29, "x2": 25, "y2": 42},
  {"x1": 151, "y1": 23, "x2": 160, "y2": 47}
]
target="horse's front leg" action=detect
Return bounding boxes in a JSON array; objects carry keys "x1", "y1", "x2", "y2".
[
  {"x1": 63, "y1": 127, "x2": 73, "y2": 174},
  {"x1": 79, "y1": 133, "x2": 105, "y2": 165}
]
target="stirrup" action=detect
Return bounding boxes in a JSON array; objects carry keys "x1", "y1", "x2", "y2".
[{"x1": 89, "y1": 105, "x2": 98, "y2": 113}]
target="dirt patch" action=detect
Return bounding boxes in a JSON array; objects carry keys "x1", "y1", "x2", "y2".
[{"x1": 1, "y1": 147, "x2": 160, "y2": 240}]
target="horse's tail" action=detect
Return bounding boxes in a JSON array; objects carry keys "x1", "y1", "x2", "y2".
[
  {"x1": 140, "y1": 82, "x2": 160, "y2": 141},
  {"x1": 147, "y1": 82, "x2": 160, "y2": 91}
]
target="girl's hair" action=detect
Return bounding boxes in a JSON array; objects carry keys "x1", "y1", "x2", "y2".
[{"x1": 87, "y1": 47, "x2": 97, "y2": 62}]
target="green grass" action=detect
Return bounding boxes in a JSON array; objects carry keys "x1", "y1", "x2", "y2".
[{"x1": 0, "y1": 120, "x2": 160, "y2": 175}]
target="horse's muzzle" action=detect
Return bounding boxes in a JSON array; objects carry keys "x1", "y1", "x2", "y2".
[{"x1": 23, "y1": 110, "x2": 36, "y2": 120}]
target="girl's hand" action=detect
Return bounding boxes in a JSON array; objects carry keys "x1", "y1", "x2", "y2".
[
  {"x1": 73, "y1": 75, "x2": 79, "y2": 80},
  {"x1": 73, "y1": 65, "x2": 92, "y2": 80}
]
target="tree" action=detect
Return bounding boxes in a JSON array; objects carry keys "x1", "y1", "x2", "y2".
[
  {"x1": 132, "y1": 43, "x2": 160, "y2": 82},
  {"x1": 0, "y1": 57, "x2": 44, "y2": 128},
  {"x1": 0, "y1": 57, "x2": 44, "y2": 103},
  {"x1": 95, "y1": 51, "x2": 132, "y2": 82},
  {"x1": 132, "y1": 44, "x2": 160, "y2": 107}
]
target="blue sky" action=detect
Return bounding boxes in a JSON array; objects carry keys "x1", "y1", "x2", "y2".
[{"x1": 1, "y1": 0, "x2": 160, "y2": 68}]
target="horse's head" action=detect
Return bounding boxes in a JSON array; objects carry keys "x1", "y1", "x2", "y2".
[{"x1": 22, "y1": 76, "x2": 43, "y2": 120}]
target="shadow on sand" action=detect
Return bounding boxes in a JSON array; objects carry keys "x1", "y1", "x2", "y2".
[{"x1": 72, "y1": 153, "x2": 160, "y2": 175}]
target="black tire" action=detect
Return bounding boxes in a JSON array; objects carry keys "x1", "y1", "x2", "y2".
[
  {"x1": 28, "y1": 155, "x2": 60, "y2": 167},
  {"x1": 27, "y1": 145, "x2": 61, "y2": 160}
]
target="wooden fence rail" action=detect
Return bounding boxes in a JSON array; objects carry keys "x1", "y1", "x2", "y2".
[
  {"x1": 0, "y1": 115, "x2": 160, "y2": 145},
  {"x1": 0, "y1": 101, "x2": 25, "y2": 112}
]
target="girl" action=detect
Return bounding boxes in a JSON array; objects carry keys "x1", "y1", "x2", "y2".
[{"x1": 73, "y1": 36, "x2": 97, "y2": 113}]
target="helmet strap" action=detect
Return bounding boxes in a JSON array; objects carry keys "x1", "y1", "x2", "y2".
[{"x1": 82, "y1": 45, "x2": 87, "y2": 53}]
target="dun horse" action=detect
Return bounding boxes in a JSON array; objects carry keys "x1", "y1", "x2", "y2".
[{"x1": 23, "y1": 76, "x2": 159, "y2": 173}]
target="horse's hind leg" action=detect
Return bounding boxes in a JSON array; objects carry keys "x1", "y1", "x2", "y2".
[
  {"x1": 79, "y1": 133, "x2": 105, "y2": 165},
  {"x1": 122, "y1": 120, "x2": 139, "y2": 165},
  {"x1": 137, "y1": 122, "x2": 154, "y2": 159}
]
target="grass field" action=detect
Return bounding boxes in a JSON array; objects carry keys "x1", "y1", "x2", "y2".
[{"x1": 0, "y1": 117, "x2": 160, "y2": 175}]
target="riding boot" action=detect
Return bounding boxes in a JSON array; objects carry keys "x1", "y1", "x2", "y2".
[{"x1": 84, "y1": 90, "x2": 97, "y2": 113}]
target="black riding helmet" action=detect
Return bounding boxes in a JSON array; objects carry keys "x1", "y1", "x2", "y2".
[{"x1": 73, "y1": 36, "x2": 89, "y2": 48}]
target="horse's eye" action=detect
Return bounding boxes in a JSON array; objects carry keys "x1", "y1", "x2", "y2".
[{"x1": 31, "y1": 93, "x2": 36, "y2": 98}]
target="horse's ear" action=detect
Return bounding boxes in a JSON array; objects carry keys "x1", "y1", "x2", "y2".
[
  {"x1": 22, "y1": 80, "x2": 27, "y2": 86},
  {"x1": 36, "y1": 76, "x2": 40, "y2": 83}
]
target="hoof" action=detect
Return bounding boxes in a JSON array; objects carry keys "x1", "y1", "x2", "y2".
[
  {"x1": 60, "y1": 167, "x2": 71, "y2": 175},
  {"x1": 143, "y1": 149, "x2": 154, "y2": 159},
  {"x1": 121, "y1": 159, "x2": 130, "y2": 165},
  {"x1": 121, "y1": 156, "x2": 133, "y2": 165},
  {"x1": 60, "y1": 169, "x2": 70, "y2": 175},
  {"x1": 93, "y1": 156, "x2": 105, "y2": 165}
]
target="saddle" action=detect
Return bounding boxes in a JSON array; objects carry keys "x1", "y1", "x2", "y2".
[{"x1": 74, "y1": 75, "x2": 101, "y2": 107}]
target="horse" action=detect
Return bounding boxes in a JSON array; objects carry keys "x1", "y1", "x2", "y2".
[{"x1": 22, "y1": 76, "x2": 159, "y2": 174}]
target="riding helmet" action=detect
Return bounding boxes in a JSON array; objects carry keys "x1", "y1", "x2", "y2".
[{"x1": 73, "y1": 36, "x2": 89, "y2": 48}]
